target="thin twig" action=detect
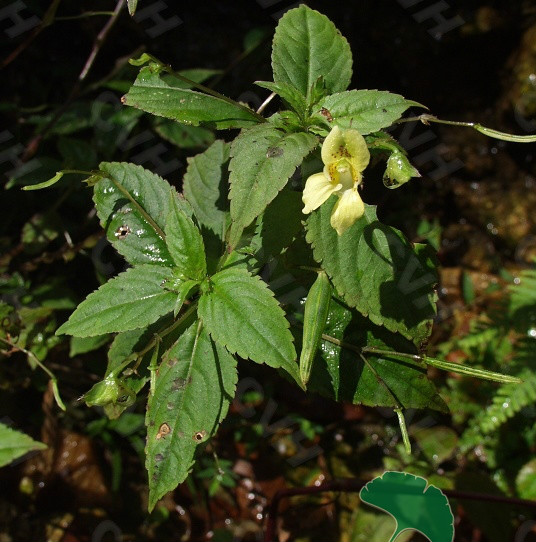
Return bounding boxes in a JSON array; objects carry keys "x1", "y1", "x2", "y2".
[
  {"x1": 55, "y1": 12, "x2": 116, "y2": 21},
  {"x1": 1, "y1": 0, "x2": 62, "y2": 70},
  {"x1": 0, "y1": 336, "x2": 66, "y2": 410},
  {"x1": 78, "y1": 0, "x2": 125, "y2": 82},
  {"x1": 22, "y1": 0, "x2": 126, "y2": 161},
  {"x1": 257, "y1": 92, "x2": 276, "y2": 114}
]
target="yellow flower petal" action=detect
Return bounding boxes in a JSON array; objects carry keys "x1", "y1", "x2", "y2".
[
  {"x1": 344, "y1": 130, "x2": 370, "y2": 175},
  {"x1": 321, "y1": 125, "x2": 345, "y2": 165},
  {"x1": 330, "y1": 188, "x2": 365, "y2": 235},
  {"x1": 302, "y1": 172, "x2": 339, "y2": 214},
  {"x1": 321, "y1": 126, "x2": 370, "y2": 176}
]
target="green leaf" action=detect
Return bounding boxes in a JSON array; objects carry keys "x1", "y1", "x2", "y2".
[
  {"x1": 165, "y1": 196, "x2": 206, "y2": 280},
  {"x1": 516, "y1": 458, "x2": 536, "y2": 500},
  {"x1": 198, "y1": 268, "x2": 300, "y2": 385},
  {"x1": 272, "y1": 5, "x2": 352, "y2": 102},
  {"x1": 69, "y1": 335, "x2": 110, "y2": 357},
  {"x1": 255, "y1": 81, "x2": 307, "y2": 117},
  {"x1": 316, "y1": 90, "x2": 423, "y2": 134},
  {"x1": 0, "y1": 423, "x2": 46, "y2": 467},
  {"x1": 350, "y1": 508, "x2": 413, "y2": 542},
  {"x1": 228, "y1": 124, "x2": 317, "y2": 247},
  {"x1": 307, "y1": 298, "x2": 447, "y2": 411},
  {"x1": 146, "y1": 322, "x2": 237, "y2": 511},
  {"x1": 154, "y1": 120, "x2": 215, "y2": 149},
  {"x1": 254, "y1": 188, "x2": 303, "y2": 258},
  {"x1": 124, "y1": 67, "x2": 260, "y2": 129},
  {"x1": 183, "y1": 140, "x2": 230, "y2": 238},
  {"x1": 93, "y1": 162, "x2": 189, "y2": 267},
  {"x1": 412, "y1": 426, "x2": 458, "y2": 465},
  {"x1": 56, "y1": 265, "x2": 177, "y2": 337},
  {"x1": 21, "y1": 212, "x2": 61, "y2": 254},
  {"x1": 360, "y1": 471, "x2": 454, "y2": 542},
  {"x1": 306, "y1": 199, "x2": 437, "y2": 345},
  {"x1": 106, "y1": 312, "x2": 192, "y2": 374},
  {"x1": 127, "y1": 0, "x2": 138, "y2": 15}
]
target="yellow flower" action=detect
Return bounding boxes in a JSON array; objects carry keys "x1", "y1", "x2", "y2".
[{"x1": 302, "y1": 126, "x2": 370, "y2": 235}]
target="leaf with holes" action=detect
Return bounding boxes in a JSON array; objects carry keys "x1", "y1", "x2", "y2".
[
  {"x1": 228, "y1": 124, "x2": 317, "y2": 247},
  {"x1": 306, "y1": 198, "x2": 437, "y2": 346},
  {"x1": 93, "y1": 162, "x2": 191, "y2": 267},
  {"x1": 316, "y1": 90, "x2": 424, "y2": 134},
  {"x1": 124, "y1": 67, "x2": 260, "y2": 129},
  {"x1": 272, "y1": 5, "x2": 352, "y2": 103},
  {"x1": 56, "y1": 266, "x2": 177, "y2": 337},
  {"x1": 146, "y1": 322, "x2": 237, "y2": 511},
  {"x1": 198, "y1": 267, "x2": 300, "y2": 386}
]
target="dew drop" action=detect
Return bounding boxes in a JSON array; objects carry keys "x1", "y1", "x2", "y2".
[{"x1": 383, "y1": 172, "x2": 401, "y2": 189}]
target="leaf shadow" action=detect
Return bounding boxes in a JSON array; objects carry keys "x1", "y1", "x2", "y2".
[{"x1": 361, "y1": 221, "x2": 437, "y2": 334}]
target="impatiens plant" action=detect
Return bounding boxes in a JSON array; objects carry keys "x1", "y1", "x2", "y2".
[{"x1": 27, "y1": 5, "x2": 536, "y2": 510}]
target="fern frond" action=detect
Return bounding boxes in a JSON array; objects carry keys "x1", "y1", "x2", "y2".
[
  {"x1": 508, "y1": 269, "x2": 536, "y2": 333},
  {"x1": 460, "y1": 369, "x2": 536, "y2": 452},
  {"x1": 509, "y1": 269, "x2": 536, "y2": 309},
  {"x1": 511, "y1": 336, "x2": 536, "y2": 371}
]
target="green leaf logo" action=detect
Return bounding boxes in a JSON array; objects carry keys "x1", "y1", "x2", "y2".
[{"x1": 359, "y1": 471, "x2": 454, "y2": 542}]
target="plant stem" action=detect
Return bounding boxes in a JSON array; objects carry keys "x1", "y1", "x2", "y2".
[
  {"x1": 257, "y1": 92, "x2": 276, "y2": 114},
  {"x1": 21, "y1": 0, "x2": 126, "y2": 160},
  {"x1": 56, "y1": 11, "x2": 116, "y2": 21},
  {"x1": 362, "y1": 346, "x2": 521, "y2": 384},
  {"x1": 110, "y1": 303, "x2": 198, "y2": 378},
  {"x1": 394, "y1": 408, "x2": 411, "y2": 455},
  {"x1": 1, "y1": 0, "x2": 62, "y2": 70},
  {"x1": 0, "y1": 337, "x2": 66, "y2": 410},
  {"x1": 396, "y1": 114, "x2": 536, "y2": 143},
  {"x1": 358, "y1": 352, "x2": 411, "y2": 453},
  {"x1": 319, "y1": 334, "x2": 520, "y2": 383}
]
